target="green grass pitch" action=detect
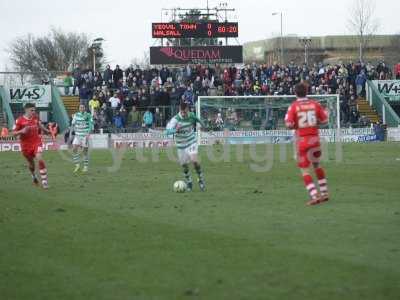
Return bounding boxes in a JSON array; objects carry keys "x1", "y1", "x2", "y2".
[{"x1": 0, "y1": 143, "x2": 399, "y2": 300}]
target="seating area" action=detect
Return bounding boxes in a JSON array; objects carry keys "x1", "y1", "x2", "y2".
[{"x1": 57, "y1": 61, "x2": 394, "y2": 132}]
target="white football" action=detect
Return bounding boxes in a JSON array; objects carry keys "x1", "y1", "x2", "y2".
[{"x1": 173, "y1": 180, "x2": 187, "y2": 193}]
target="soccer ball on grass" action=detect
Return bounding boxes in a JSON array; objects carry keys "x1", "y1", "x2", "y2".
[{"x1": 173, "y1": 180, "x2": 187, "y2": 193}]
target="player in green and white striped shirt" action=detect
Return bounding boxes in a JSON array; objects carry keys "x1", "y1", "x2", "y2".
[
  {"x1": 70, "y1": 104, "x2": 94, "y2": 173},
  {"x1": 166, "y1": 102, "x2": 206, "y2": 191}
]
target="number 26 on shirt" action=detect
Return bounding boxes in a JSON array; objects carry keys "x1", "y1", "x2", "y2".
[{"x1": 297, "y1": 110, "x2": 317, "y2": 128}]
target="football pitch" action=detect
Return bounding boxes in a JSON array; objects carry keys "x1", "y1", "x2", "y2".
[{"x1": 0, "y1": 143, "x2": 399, "y2": 300}]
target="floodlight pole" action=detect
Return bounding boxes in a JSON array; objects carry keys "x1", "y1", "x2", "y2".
[
  {"x1": 93, "y1": 48, "x2": 96, "y2": 73},
  {"x1": 90, "y1": 42, "x2": 96, "y2": 73},
  {"x1": 299, "y1": 37, "x2": 312, "y2": 65},
  {"x1": 91, "y1": 38, "x2": 104, "y2": 73},
  {"x1": 272, "y1": 12, "x2": 284, "y2": 65}
]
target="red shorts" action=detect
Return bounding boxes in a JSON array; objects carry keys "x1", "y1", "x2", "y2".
[
  {"x1": 296, "y1": 135, "x2": 321, "y2": 168},
  {"x1": 21, "y1": 144, "x2": 43, "y2": 161}
]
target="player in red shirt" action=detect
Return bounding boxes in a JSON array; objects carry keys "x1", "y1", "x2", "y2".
[
  {"x1": 285, "y1": 83, "x2": 329, "y2": 206},
  {"x1": 12, "y1": 103, "x2": 50, "y2": 189}
]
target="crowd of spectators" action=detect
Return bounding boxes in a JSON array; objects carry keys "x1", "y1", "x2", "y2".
[{"x1": 63, "y1": 61, "x2": 395, "y2": 132}]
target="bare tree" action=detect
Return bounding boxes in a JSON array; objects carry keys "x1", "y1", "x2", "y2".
[
  {"x1": 9, "y1": 34, "x2": 37, "y2": 72},
  {"x1": 130, "y1": 51, "x2": 150, "y2": 69},
  {"x1": 347, "y1": 0, "x2": 379, "y2": 62},
  {"x1": 8, "y1": 29, "x2": 103, "y2": 76}
]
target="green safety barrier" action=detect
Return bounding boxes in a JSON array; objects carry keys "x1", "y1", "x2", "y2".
[
  {"x1": 366, "y1": 80, "x2": 400, "y2": 127},
  {"x1": 51, "y1": 85, "x2": 70, "y2": 133},
  {"x1": 0, "y1": 86, "x2": 15, "y2": 129}
]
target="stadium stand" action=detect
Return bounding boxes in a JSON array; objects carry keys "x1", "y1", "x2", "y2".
[{"x1": 56, "y1": 61, "x2": 393, "y2": 133}]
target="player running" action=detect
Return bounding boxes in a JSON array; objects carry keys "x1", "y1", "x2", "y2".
[
  {"x1": 12, "y1": 103, "x2": 50, "y2": 189},
  {"x1": 285, "y1": 82, "x2": 330, "y2": 206},
  {"x1": 166, "y1": 102, "x2": 206, "y2": 191},
  {"x1": 69, "y1": 104, "x2": 93, "y2": 173}
]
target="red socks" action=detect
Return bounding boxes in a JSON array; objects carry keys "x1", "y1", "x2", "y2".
[
  {"x1": 302, "y1": 167, "x2": 328, "y2": 200},
  {"x1": 38, "y1": 160, "x2": 48, "y2": 186},
  {"x1": 303, "y1": 174, "x2": 318, "y2": 200},
  {"x1": 315, "y1": 167, "x2": 328, "y2": 195}
]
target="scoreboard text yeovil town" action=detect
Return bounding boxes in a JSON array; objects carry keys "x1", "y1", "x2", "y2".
[{"x1": 152, "y1": 22, "x2": 239, "y2": 38}]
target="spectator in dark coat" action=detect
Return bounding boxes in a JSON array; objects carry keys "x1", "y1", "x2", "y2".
[
  {"x1": 193, "y1": 76, "x2": 203, "y2": 99},
  {"x1": 94, "y1": 71, "x2": 103, "y2": 87},
  {"x1": 159, "y1": 88, "x2": 171, "y2": 106},
  {"x1": 159, "y1": 67, "x2": 170, "y2": 85},
  {"x1": 79, "y1": 84, "x2": 90, "y2": 108},
  {"x1": 72, "y1": 66, "x2": 82, "y2": 95},
  {"x1": 113, "y1": 65, "x2": 124, "y2": 86},
  {"x1": 124, "y1": 64, "x2": 134, "y2": 78},
  {"x1": 154, "y1": 107, "x2": 163, "y2": 127},
  {"x1": 103, "y1": 65, "x2": 113, "y2": 83}
]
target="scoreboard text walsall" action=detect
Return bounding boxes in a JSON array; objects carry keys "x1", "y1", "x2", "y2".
[{"x1": 152, "y1": 22, "x2": 239, "y2": 39}]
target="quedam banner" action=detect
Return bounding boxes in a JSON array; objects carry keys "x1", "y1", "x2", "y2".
[{"x1": 150, "y1": 46, "x2": 243, "y2": 64}]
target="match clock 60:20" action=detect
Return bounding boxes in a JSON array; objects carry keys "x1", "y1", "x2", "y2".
[{"x1": 152, "y1": 22, "x2": 239, "y2": 38}]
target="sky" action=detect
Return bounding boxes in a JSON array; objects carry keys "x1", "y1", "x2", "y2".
[{"x1": 0, "y1": 0, "x2": 399, "y2": 69}]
